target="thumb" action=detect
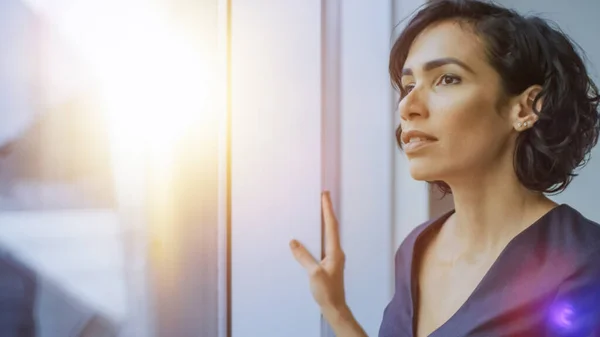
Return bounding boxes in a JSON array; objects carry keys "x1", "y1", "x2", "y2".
[{"x1": 289, "y1": 239, "x2": 319, "y2": 273}]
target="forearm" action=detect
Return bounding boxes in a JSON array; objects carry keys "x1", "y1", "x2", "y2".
[{"x1": 322, "y1": 305, "x2": 368, "y2": 337}]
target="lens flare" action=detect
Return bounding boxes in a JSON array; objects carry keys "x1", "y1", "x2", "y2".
[{"x1": 550, "y1": 302, "x2": 575, "y2": 329}]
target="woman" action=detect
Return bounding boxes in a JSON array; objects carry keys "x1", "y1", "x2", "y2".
[{"x1": 290, "y1": 0, "x2": 600, "y2": 336}]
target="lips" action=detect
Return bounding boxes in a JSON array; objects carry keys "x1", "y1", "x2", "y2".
[{"x1": 401, "y1": 130, "x2": 438, "y2": 145}]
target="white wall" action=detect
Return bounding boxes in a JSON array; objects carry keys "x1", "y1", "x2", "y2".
[{"x1": 495, "y1": 0, "x2": 600, "y2": 223}]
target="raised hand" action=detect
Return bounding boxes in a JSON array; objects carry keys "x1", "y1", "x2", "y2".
[
  {"x1": 289, "y1": 192, "x2": 368, "y2": 336},
  {"x1": 289, "y1": 191, "x2": 347, "y2": 312}
]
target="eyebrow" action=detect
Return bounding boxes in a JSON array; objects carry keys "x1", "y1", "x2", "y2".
[{"x1": 401, "y1": 57, "x2": 475, "y2": 77}]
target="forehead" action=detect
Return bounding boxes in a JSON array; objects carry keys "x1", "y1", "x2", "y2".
[{"x1": 404, "y1": 20, "x2": 488, "y2": 70}]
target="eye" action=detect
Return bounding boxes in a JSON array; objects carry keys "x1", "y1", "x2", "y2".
[
  {"x1": 401, "y1": 84, "x2": 415, "y2": 97},
  {"x1": 437, "y1": 74, "x2": 461, "y2": 86}
]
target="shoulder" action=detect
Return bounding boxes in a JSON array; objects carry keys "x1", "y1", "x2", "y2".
[
  {"x1": 512, "y1": 204, "x2": 600, "y2": 284},
  {"x1": 544, "y1": 205, "x2": 600, "y2": 261},
  {"x1": 552, "y1": 204, "x2": 600, "y2": 276}
]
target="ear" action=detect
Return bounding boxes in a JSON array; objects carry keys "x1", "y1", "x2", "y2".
[{"x1": 510, "y1": 85, "x2": 543, "y2": 132}]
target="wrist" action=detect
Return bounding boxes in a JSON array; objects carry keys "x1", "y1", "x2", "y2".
[
  {"x1": 322, "y1": 304, "x2": 354, "y2": 326},
  {"x1": 322, "y1": 304, "x2": 367, "y2": 337}
]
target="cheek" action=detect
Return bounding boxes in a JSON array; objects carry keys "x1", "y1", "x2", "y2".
[{"x1": 432, "y1": 94, "x2": 509, "y2": 165}]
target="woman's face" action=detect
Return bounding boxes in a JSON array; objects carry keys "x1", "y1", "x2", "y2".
[{"x1": 398, "y1": 20, "x2": 516, "y2": 184}]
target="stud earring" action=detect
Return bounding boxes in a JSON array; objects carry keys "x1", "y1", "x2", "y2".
[{"x1": 517, "y1": 122, "x2": 523, "y2": 128}]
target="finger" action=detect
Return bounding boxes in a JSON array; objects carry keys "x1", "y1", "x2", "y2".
[
  {"x1": 290, "y1": 239, "x2": 319, "y2": 273},
  {"x1": 322, "y1": 192, "x2": 342, "y2": 256}
]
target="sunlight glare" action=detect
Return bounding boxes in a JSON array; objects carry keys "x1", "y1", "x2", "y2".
[{"x1": 38, "y1": 0, "x2": 220, "y2": 189}]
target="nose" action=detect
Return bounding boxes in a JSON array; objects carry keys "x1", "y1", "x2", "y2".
[{"x1": 399, "y1": 87, "x2": 428, "y2": 122}]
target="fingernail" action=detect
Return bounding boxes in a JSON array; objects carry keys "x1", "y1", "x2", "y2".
[{"x1": 290, "y1": 240, "x2": 299, "y2": 248}]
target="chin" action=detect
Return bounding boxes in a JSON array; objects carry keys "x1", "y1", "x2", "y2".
[{"x1": 408, "y1": 158, "x2": 440, "y2": 181}]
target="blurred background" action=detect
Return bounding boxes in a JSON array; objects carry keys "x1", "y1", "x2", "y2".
[
  {"x1": 0, "y1": 0, "x2": 597, "y2": 336},
  {"x1": 0, "y1": 0, "x2": 220, "y2": 336}
]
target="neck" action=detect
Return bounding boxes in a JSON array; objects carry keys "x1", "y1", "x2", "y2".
[{"x1": 442, "y1": 164, "x2": 558, "y2": 254}]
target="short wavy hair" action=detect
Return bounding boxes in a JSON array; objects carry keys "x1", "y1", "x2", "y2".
[{"x1": 390, "y1": 0, "x2": 600, "y2": 195}]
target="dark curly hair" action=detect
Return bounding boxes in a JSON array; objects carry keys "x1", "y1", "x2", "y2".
[{"x1": 390, "y1": 0, "x2": 600, "y2": 195}]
